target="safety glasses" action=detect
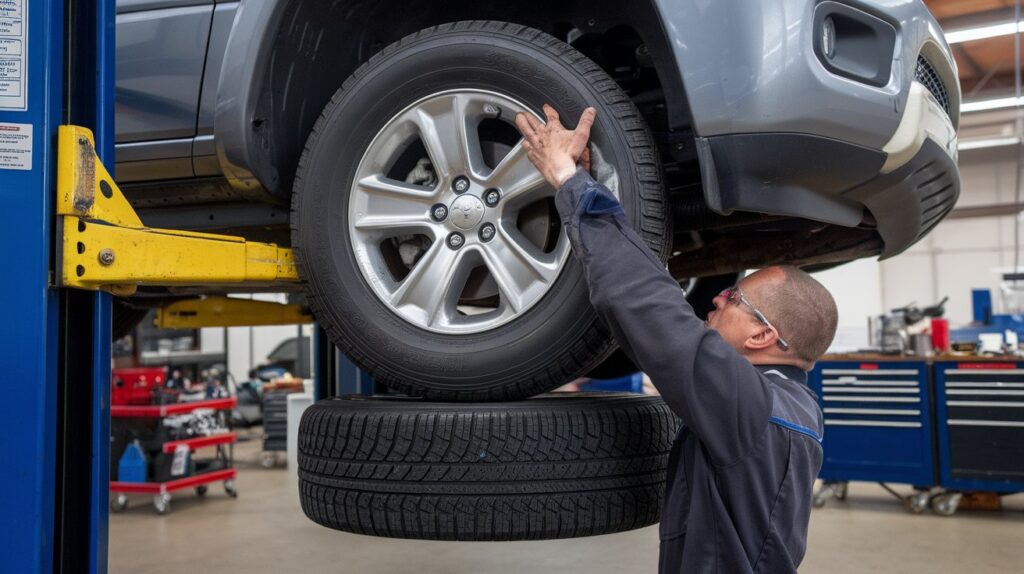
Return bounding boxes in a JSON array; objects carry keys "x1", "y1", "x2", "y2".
[{"x1": 720, "y1": 286, "x2": 791, "y2": 351}]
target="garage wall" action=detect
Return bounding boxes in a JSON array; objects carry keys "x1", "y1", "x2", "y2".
[
  {"x1": 813, "y1": 259, "x2": 884, "y2": 351},
  {"x1": 879, "y1": 146, "x2": 1022, "y2": 326}
]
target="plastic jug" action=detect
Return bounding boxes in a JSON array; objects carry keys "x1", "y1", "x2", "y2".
[{"x1": 118, "y1": 440, "x2": 148, "y2": 483}]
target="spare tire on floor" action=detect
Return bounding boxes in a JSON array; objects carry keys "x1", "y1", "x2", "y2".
[{"x1": 298, "y1": 393, "x2": 679, "y2": 541}]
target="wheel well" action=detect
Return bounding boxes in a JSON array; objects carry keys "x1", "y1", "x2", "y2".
[{"x1": 252, "y1": 0, "x2": 693, "y2": 198}]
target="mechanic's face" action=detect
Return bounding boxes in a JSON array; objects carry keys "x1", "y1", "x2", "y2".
[{"x1": 705, "y1": 270, "x2": 781, "y2": 353}]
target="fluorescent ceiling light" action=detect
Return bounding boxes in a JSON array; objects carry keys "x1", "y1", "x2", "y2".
[
  {"x1": 958, "y1": 136, "x2": 1020, "y2": 150},
  {"x1": 961, "y1": 96, "x2": 1024, "y2": 113},
  {"x1": 945, "y1": 20, "x2": 1024, "y2": 44}
]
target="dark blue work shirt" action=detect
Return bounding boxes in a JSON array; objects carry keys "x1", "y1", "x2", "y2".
[{"x1": 556, "y1": 169, "x2": 824, "y2": 573}]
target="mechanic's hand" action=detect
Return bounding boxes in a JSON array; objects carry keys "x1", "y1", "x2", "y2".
[{"x1": 515, "y1": 104, "x2": 596, "y2": 188}]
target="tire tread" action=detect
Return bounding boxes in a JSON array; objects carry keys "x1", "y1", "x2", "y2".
[{"x1": 297, "y1": 396, "x2": 679, "y2": 540}]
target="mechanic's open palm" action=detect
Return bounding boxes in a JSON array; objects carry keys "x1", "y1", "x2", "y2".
[{"x1": 515, "y1": 104, "x2": 596, "y2": 188}]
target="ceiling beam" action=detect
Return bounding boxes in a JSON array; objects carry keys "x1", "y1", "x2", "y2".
[{"x1": 954, "y1": 44, "x2": 986, "y2": 77}]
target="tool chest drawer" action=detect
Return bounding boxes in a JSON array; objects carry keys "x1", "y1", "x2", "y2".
[
  {"x1": 935, "y1": 362, "x2": 1024, "y2": 490},
  {"x1": 809, "y1": 361, "x2": 935, "y2": 486}
]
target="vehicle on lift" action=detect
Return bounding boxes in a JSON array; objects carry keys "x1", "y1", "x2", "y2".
[{"x1": 114, "y1": 0, "x2": 960, "y2": 399}]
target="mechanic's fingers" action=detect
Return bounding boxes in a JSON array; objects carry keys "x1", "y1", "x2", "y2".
[
  {"x1": 578, "y1": 107, "x2": 597, "y2": 132},
  {"x1": 542, "y1": 104, "x2": 561, "y2": 127},
  {"x1": 571, "y1": 107, "x2": 597, "y2": 149},
  {"x1": 514, "y1": 112, "x2": 536, "y2": 140},
  {"x1": 579, "y1": 145, "x2": 592, "y2": 172},
  {"x1": 524, "y1": 111, "x2": 544, "y2": 133}
]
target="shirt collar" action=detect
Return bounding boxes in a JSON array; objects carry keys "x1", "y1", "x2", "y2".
[{"x1": 756, "y1": 364, "x2": 808, "y2": 384}]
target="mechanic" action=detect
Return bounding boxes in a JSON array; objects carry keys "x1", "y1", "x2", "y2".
[{"x1": 516, "y1": 105, "x2": 837, "y2": 573}]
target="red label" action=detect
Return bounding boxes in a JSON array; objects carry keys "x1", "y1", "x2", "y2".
[
  {"x1": 957, "y1": 362, "x2": 1017, "y2": 369},
  {"x1": 858, "y1": 363, "x2": 879, "y2": 370}
]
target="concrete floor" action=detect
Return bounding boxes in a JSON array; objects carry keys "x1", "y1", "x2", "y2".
[{"x1": 110, "y1": 429, "x2": 1024, "y2": 573}]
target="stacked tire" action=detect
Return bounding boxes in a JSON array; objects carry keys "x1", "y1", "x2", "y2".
[
  {"x1": 294, "y1": 21, "x2": 680, "y2": 540},
  {"x1": 298, "y1": 394, "x2": 679, "y2": 540}
]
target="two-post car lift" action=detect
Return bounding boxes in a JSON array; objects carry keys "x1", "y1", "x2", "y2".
[{"x1": 1, "y1": 3, "x2": 336, "y2": 571}]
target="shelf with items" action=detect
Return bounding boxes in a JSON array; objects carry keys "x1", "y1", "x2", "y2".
[{"x1": 111, "y1": 397, "x2": 236, "y2": 418}]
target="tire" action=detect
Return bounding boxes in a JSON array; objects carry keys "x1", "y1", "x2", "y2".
[
  {"x1": 585, "y1": 348, "x2": 641, "y2": 380},
  {"x1": 291, "y1": 21, "x2": 671, "y2": 401},
  {"x1": 297, "y1": 393, "x2": 679, "y2": 541}
]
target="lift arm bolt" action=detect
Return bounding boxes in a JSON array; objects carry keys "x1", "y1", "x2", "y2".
[{"x1": 98, "y1": 249, "x2": 115, "y2": 266}]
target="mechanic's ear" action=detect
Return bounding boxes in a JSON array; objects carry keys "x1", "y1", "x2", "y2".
[{"x1": 744, "y1": 326, "x2": 777, "y2": 351}]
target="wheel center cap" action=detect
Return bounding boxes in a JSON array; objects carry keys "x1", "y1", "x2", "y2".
[{"x1": 449, "y1": 195, "x2": 485, "y2": 230}]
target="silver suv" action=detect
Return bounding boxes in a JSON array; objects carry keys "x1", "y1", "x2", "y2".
[{"x1": 115, "y1": 0, "x2": 959, "y2": 399}]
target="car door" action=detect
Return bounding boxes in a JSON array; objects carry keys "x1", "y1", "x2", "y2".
[{"x1": 115, "y1": 0, "x2": 215, "y2": 181}]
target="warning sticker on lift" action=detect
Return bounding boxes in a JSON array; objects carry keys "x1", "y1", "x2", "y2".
[
  {"x1": 0, "y1": 122, "x2": 31, "y2": 170},
  {"x1": 0, "y1": 0, "x2": 27, "y2": 111}
]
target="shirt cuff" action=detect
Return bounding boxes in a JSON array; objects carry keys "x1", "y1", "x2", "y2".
[
  {"x1": 554, "y1": 168, "x2": 598, "y2": 219},
  {"x1": 554, "y1": 168, "x2": 625, "y2": 222}
]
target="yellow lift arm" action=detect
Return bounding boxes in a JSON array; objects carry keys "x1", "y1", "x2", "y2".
[
  {"x1": 56, "y1": 126, "x2": 299, "y2": 296},
  {"x1": 155, "y1": 297, "x2": 313, "y2": 329}
]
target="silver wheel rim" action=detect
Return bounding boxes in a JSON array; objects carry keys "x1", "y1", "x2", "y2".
[{"x1": 348, "y1": 89, "x2": 618, "y2": 334}]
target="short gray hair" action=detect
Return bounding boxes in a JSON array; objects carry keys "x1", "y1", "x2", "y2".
[{"x1": 760, "y1": 266, "x2": 838, "y2": 363}]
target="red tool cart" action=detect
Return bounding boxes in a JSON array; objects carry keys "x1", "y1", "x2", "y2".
[
  {"x1": 112, "y1": 367, "x2": 166, "y2": 406},
  {"x1": 109, "y1": 398, "x2": 238, "y2": 515}
]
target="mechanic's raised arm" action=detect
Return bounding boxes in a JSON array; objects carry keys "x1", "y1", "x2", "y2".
[{"x1": 516, "y1": 105, "x2": 772, "y2": 465}]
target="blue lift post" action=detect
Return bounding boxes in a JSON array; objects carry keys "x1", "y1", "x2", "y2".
[
  {"x1": 314, "y1": 324, "x2": 379, "y2": 397},
  {"x1": 0, "y1": 1, "x2": 115, "y2": 572}
]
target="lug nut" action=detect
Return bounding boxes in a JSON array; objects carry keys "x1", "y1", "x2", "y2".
[
  {"x1": 479, "y1": 223, "x2": 496, "y2": 242},
  {"x1": 452, "y1": 176, "x2": 471, "y2": 194},
  {"x1": 431, "y1": 203, "x2": 448, "y2": 222},
  {"x1": 447, "y1": 232, "x2": 465, "y2": 249},
  {"x1": 484, "y1": 189, "x2": 501, "y2": 207}
]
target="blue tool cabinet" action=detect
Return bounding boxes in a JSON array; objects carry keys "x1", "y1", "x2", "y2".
[
  {"x1": 808, "y1": 360, "x2": 936, "y2": 487},
  {"x1": 934, "y1": 361, "x2": 1024, "y2": 493}
]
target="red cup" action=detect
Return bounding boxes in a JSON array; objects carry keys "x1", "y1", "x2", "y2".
[{"x1": 931, "y1": 318, "x2": 950, "y2": 352}]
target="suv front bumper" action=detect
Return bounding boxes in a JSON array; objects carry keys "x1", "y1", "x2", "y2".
[
  {"x1": 659, "y1": 0, "x2": 960, "y2": 256},
  {"x1": 696, "y1": 79, "x2": 958, "y2": 258}
]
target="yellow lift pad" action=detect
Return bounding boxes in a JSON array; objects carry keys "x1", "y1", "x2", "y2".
[{"x1": 56, "y1": 126, "x2": 299, "y2": 295}]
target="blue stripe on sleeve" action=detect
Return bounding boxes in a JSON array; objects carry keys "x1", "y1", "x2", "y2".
[{"x1": 769, "y1": 416, "x2": 823, "y2": 443}]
